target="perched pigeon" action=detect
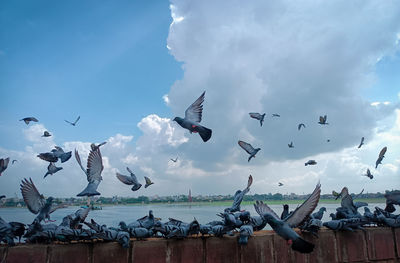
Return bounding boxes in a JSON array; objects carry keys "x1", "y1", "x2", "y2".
[
  {"x1": 288, "y1": 142, "x2": 294, "y2": 148},
  {"x1": 278, "y1": 182, "x2": 284, "y2": 187},
  {"x1": 272, "y1": 114, "x2": 280, "y2": 117},
  {"x1": 170, "y1": 157, "x2": 178, "y2": 163},
  {"x1": 311, "y1": 207, "x2": 326, "y2": 220},
  {"x1": 173, "y1": 91, "x2": 212, "y2": 142},
  {"x1": 238, "y1": 141, "x2": 261, "y2": 162},
  {"x1": 42, "y1": 131, "x2": 51, "y2": 137},
  {"x1": 249, "y1": 112, "x2": 266, "y2": 127},
  {"x1": 298, "y1": 123, "x2": 306, "y2": 130},
  {"x1": 305, "y1": 160, "x2": 317, "y2": 166},
  {"x1": 363, "y1": 169, "x2": 373, "y2": 179},
  {"x1": 37, "y1": 152, "x2": 58, "y2": 163},
  {"x1": 358, "y1": 137, "x2": 364, "y2": 148},
  {"x1": 44, "y1": 163, "x2": 63, "y2": 178},
  {"x1": 0, "y1": 157, "x2": 10, "y2": 176},
  {"x1": 254, "y1": 182, "x2": 321, "y2": 254},
  {"x1": 65, "y1": 116, "x2": 80, "y2": 126},
  {"x1": 224, "y1": 175, "x2": 253, "y2": 213},
  {"x1": 375, "y1": 146, "x2": 387, "y2": 169},
  {"x1": 20, "y1": 178, "x2": 61, "y2": 223},
  {"x1": 116, "y1": 167, "x2": 142, "y2": 191},
  {"x1": 75, "y1": 145, "x2": 104, "y2": 197},
  {"x1": 51, "y1": 146, "x2": 72, "y2": 163},
  {"x1": 335, "y1": 187, "x2": 367, "y2": 215},
  {"x1": 20, "y1": 117, "x2": 38, "y2": 125},
  {"x1": 318, "y1": 115, "x2": 328, "y2": 125},
  {"x1": 144, "y1": 176, "x2": 154, "y2": 188}
]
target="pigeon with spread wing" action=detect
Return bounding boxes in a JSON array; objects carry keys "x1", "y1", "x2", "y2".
[
  {"x1": 224, "y1": 175, "x2": 253, "y2": 213},
  {"x1": 375, "y1": 146, "x2": 387, "y2": 169},
  {"x1": 116, "y1": 167, "x2": 142, "y2": 191},
  {"x1": 238, "y1": 141, "x2": 261, "y2": 162},
  {"x1": 65, "y1": 116, "x2": 80, "y2": 126},
  {"x1": 249, "y1": 112, "x2": 266, "y2": 127},
  {"x1": 318, "y1": 115, "x2": 328, "y2": 125}
]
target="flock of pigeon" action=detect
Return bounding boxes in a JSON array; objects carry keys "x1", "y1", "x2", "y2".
[{"x1": 0, "y1": 91, "x2": 399, "y2": 254}]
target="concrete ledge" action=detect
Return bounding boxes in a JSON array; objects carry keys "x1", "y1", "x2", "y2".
[{"x1": 1, "y1": 227, "x2": 399, "y2": 263}]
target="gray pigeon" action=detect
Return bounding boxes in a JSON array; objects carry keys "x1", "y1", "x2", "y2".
[
  {"x1": 51, "y1": 146, "x2": 72, "y2": 163},
  {"x1": 20, "y1": 178, "x2": 61, "y2": 223},
  {"x1": 37, "y1": 152, "x2": 58, "y2": 163},
  {"x1": 170, "y1": 157, "x2": 178, "y2": 163},
  {"x1": 144, "y1": 176, "x2": 154, "y2": 188},
  {"x1": 311, "y1": 207, "x2": 326, "y2": 220},
  {"x1": 44, "y1": 162, "x2": 63, "y2": 178},
  {"x1": 42, "y1": 131, "x2": 51, "y2": 137},
  {"x1": 75, "y1": 145, "x2": 104, "y2": 197},
  {"x1": 363, "y1": 169, "x2": 373, "y2": 179},
  {"x1": 116, "y1": 167, "x2": 142, "y2": 191},
  {"x1": 318, "y1": 115, "x2": 328, "y2": 125},
  {"x1": 65, "y1": 116, "x2": 80, "y2": 126},
  {"x1": 298, "y1": 123, "x2": 306, "y2": 130},
  {"x1": 358, "y1": 137, "x2": 364, "y2": 148},
  {"x1": 278, "y1": 182, "x2": 283, "y2": 186},
  {"x1": 238, "y1": 225, "x2": 254, "y2": 245},
  {"x1": 238, "y1": 141, "x2": 260, "y2": 162},
  {"x1": 305, "y1": 160, "x2": 317, "y2": 166},
  {"x1": 288, "y1": 142, "x2": 294, "y2": 148},
  {"x1": 173, "y1": 91, "x2": 212, "y2": 142},
  {"x1": 0, "y1": 157, "x2": 10, "y2": 176},
  {"x1": 20, "y1": 117, "x2": 38, "y2": 125},
  {"x1": 224, "y1": 175, "x2": 253, "y2": 213},
  {"x1": 375, "y1": 146, "x2": 387, "y2": 169},
  {"x1": 384, "y1": 191, "x2": 400, "y2": 213},
  {"x1": 249, "y1": 112, "x2": 266, "y2": 126},
  {"x1": 335, "y1": 187, "x2": 367, "y2": 215},
  {"x1": 254, "y1": 182, "x2": 321, "y2": 254},
  {"x1": 272, "y1": 114, "x2": 280, "y2": 117}
]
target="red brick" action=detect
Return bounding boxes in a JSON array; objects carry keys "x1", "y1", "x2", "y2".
[
  {"x1": 308, "y1": 228, "x2": 339, "y2": 263},
  {"x1": 132, "y1": 239, "x2": 167, "y2": 263},
  {"x1": 240, "y1": 231, "x2": 274, "y2": 263},
  {"x1": 48, "y1": 243, "x2": 90, "y2": 263},
  {"x1": 167, "y1": 238, "x2": 203, "y2": 263},
  {"x1": 395, "y1": 228, "x2": 400, "y2": 258},
  {"x1": 366, "y1": 227, "x2": 396, "y2": 260},
  {"x1": 93, "y1": 242, "x2": 129, "y2": 263},
  {"x1": 336, "y1": 229, "x2": 367, "y2": 262},
  {"x1": 206, "y1": 235, "x2": 239, "y2": 263},
  {"x1": 6, "y1": 244, "x2": 47, "y2": 263}
]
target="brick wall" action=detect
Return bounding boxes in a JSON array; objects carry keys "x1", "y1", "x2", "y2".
[{"x1": 1, "y1": 227, "x2": 399, "y2": 263}]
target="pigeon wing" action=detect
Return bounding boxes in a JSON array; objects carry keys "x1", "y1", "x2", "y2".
[
  {"x1": 65, "y1": 120, "x2": 73, "y2": 125},
  {"x1": 238, "y1": 141, "x2": 255, "y2": 154},
  {"x1": 253, "y1": 201, "x2": 280, "y2": 220},
  {"x1": 116, "y1": 173, "x2": 133, "y2": 185},
  {"x1": 74, "y1": 149, "x2": 87, "y2": 174},
  {"x1": 358, "y1": 137, "x2": 364, "y2": 148},
  {"x1": 54, "y1": 146, "x2": 64, "y2": 153},
  {"x1": 20, "y1": 178, "x2": 45, "y2": 214},
  {"x1": 144, "y1": 176, "x2": 152, "y2": 185},
  {"x1": 285, "y1": 182, "x2": 321, "y2": 228},
  {"x1": 74, "y1": 116, "x2": 80, "y2": 124},
  {"x1": 86, "y1": 148, "x2": 104, "y2": 183},
  {"x1": 246, "y1": 175, "x2": 253, "y2": 190},
  {"x1": 249, "y1": 113, "x2": 262, "y2": 120},
  {"x1": 319, "y1": 116, "x2": 324, "y2": 123},
  {"x1": 379, "y1": 147, "x2": 387, "y2": 159},
  {"x1": 184, "y1": 91, "x2": 205, "y2": 123}
]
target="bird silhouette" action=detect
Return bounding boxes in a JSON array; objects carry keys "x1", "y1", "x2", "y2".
[
  {"x1": 249, "y1": 112, "x2": 266, "y2": 126},
  {"x1": 170, "y1": 157, "x2": 178, "y2": 163},
  {"x1": 116, "y1": 167, "x2": 142, "y2": 191},
  {"x1": 41, "y1": 131, "x2": 51, "y2": 137},
  {"x1": 144, "y1": 176, "x2": 154, "y2": 188},
  {"x1": 278, "y1": 182, "x2": 284, "y2": 186},
  {"x1": 238, "y1": 141, "x2": 261, "y2": 162},
  {"x1": 272, "y1": 114, "x2": 280, "y2": 117},
  {"x1": 298, "y1": 123, "x2": 306, "y2": 130},
  {"x1": 375, "y1": 146, "x2": 387, "y2": 169},
  {"x1": 65, "y1": 116, "x2": 80, "y2": 126},
  {"x1": 318, "y1": 115, "x2": 328, "y2": 125},
  {"x1": 173, "y1": 91, "x2": 212, "y2": 142},
  {"x1": 305, "y1": 160, "x2": 317, "y2": 166},
  {"x1": 20, "y1": 117, "x2": 38, "y2": 125},
  {"x1": 288, "y1": 142, "x2": 294, "y2": 148},
  {"x1": 358, "y1": 137, "x2": 364, "y2": 148},
  {"x1": 44, "y1": 162, "x2": 63, "y2": 178},
  {"x1": 363, "y1": 169, "x2": 373, "y2": 179}
]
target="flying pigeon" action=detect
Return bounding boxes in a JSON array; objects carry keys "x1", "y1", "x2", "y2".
[
  {"x1": 327, "y1": 139, "x2": 330, "y2": 142},
  {"x1": 238, "y1": 141, "x2": 261, "y2": 162},
  {"x1": 335, "y1": 187, "x2": 367, "y2": 215},
  {"x1": 75, "y1": 145, "x2": 104, "y2": 197},
  {"x1": 65, "y1": 116, "x2": 80, "y2": 126},
  {"x1": 51, "y1": 146, "x2": 72, "y2": 163},
  {"x1": 298, "y1": 123, "x2": 306, "y2": 130},
  {"x1": 20, "y1": 178, "x2": 61, "y2": 223},
  {"x1": 116, "y1": 167, "x2": 142, "y2": 191},
  {"x1": 12, "y1": 160, "x2": 18, "y2": 164},
  {"x1": 363, "y1": 169, "x2": 373, "y2": 179},
  {"x1": 254, "y1": 182, "x2": 321, "y2": 253},
  {"x1": 224, "y1": 175, "x2": 253, "y2": 213},
  {"x1": 91, "y1": 142, "x2": 107, "y2": 151},
  {"x1": 37, "y1": 152, "x2": 58, "y2": 163},
  {"x1": 0, "y1": 157, "x2": 10, "y2": 176},
  {"x1": 173, "y1": 91, "x2": 212, "y2": 142},
  {"x1": 42, "y1": 131, "x2": 51, "y2": 137},
  {"x1": 358, "y1": 137, "x2": 364, "y2": 148},
  {"x1": 144, "y1": 176, "x2": 154, "y2": 188},
  {"x1": 375, "y1": 146, "x2": 387, "y2": 169},
  {"x1": 318, "y1": 115, "x2": 328, "y2": 125},
  {"x1": 249, "y1": 112, "x2": 266, "y2": 127},
  {"x1": 278, "y1": 182, "x2": 283, "y2": 186},
  {"x1": 288, "y1": 142, "x2": 294, "y2": 148},
  {"x1": 44, "y1": 162, "x2": 63, "y2": 178},
  {"x1": 0, "y1": 195, "x2": 5, "y2": 200},
  {"x1": 305, "y1": 160, "x2": 317, "y2": 166},
  {"x1": 170, "y1": 157, "x2": 178, "y2": 163},
  {"x1": 20, "y1": 117, "x2": 38, "y2": 125},
  {"x1": 272, "y1": 114, "x2": 280, "y2": 117}
]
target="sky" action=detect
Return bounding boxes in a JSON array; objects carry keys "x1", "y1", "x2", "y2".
[{"x1": 0, "y1": 0, "x2": 399, "y2": 198}]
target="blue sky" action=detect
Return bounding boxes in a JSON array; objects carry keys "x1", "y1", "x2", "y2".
[
  {"x1": 0, "y1": 0, "x2": 182, "y2": 150},
  {"x1": 0, "y1": 0, "x2": 399, "y2": 198}
]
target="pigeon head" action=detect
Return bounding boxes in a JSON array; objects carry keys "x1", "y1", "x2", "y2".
[
  {"x1": 320, "y1": 207, "x2": 327, "y2": 212},
  {"x1": 46, "y1": 197, "x2": 54, "y2": 204},
  {"x1": 364, "y1": 207, "x2": 371, "y2": 213},
  {"x1": 283, "y1": 204, "x2": 289, "y2": 210},
  {"x1": 173, "y1": 117, "x2": 183, "y2": 124}
]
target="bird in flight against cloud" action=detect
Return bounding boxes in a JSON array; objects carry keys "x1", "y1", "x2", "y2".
[
  {"x1": 318, "y1": 115, "x2": 328, "y2": 125},
  {"x1": 170, "y1": 157, "x2": 178, "y2": 163},
  {"x1": 298, "y1": 123, "x2": 306, "y2": 130},
  {"x1": 44, "y1": 162, "x2": 63, "y2": 178},
  {"x1": 238, "y1": 140, "x2": 261, "y2": 162},
  {"x1": 278, "y1": 182, "x2": 284, "y2": 186},
  {"x1": 116, "y1": 167, "x2": 142, "y2": 192},
  {"x1": 249, "y1": 112, "x2": 266, "y2": 127},
  {"x1": 305, "y1": 160, "x2": 317, "y2": 166},
  {"x1": 288, "y1": 142, "x2": 294, "y2": 148},
  {"x1": 272, "y1": 114, "x2": 280, "y2": 117},
  {"x1": 65, "y1": 116, "x2": 80, "y2": 126},
  {"x1": 144, "y1": 176, "x2": 154, "y2": 188},
  {"x1": 363, "y1": 168, "x2": 373, "y2": 179},
  {"x1": 358, "y1": 137, "x2": 364, "y2": 148},
  {"x1": 375, "y1": 146, "x2": 387, "y2": 169},
  {"x1": 173, "y1": 91, "x2": 212, "y2": 142},
  {"x1": 20, "y1": 117, "x2": 38, "y2": 125},
  {"x1": 41, "y1": 131, "x2": 51, "y2": 137}
]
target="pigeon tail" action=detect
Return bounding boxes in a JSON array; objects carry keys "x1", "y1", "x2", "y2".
[
  {"x1": 193, "y1": 125, "x2": 212, "y2": 142},
  {"x1": 291, "y1": 237, "x2": 314, "y2": 253},
  {"x1": 77, "y1": 183, "x2": 101, "y2": 197}
]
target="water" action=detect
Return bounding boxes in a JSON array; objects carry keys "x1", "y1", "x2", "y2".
[{"x1": 0, "y1": 203, "x2": 386, "y2": 229}]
